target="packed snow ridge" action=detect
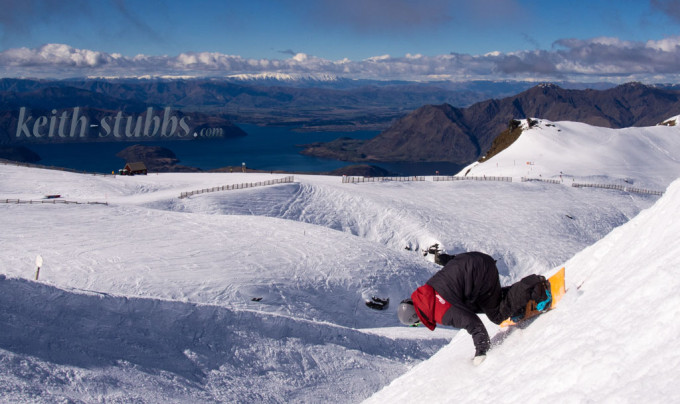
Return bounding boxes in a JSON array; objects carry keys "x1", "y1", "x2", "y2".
[{"x1": 1, "y1": 118, "x2": 679, "y2": 402}]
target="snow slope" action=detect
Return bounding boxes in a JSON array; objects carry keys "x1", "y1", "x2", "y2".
[
  {"x1": 0, "y1": 119, "x2": 679, "y2": 402},
  {"x1": 365, "y1": 170, "x2": 680, "y2": 404},
  {"x1": 463, "y1": 118, "x2": 680, "y2": 190}
]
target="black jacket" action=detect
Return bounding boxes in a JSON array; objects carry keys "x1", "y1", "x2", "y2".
[{"x1": 426, "y1": 252, "x2": 544, "y2": 356}]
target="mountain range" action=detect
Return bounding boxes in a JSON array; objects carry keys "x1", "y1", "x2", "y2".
[
  {"x1": 301, "y1": 82, "x2": 680, "y2": 164},
  {"x1": 2, "y1": 78, "x2": 680, "y2": 167},
  {"x1": 0, "y1": 78, "x2": 615, "y2": 136}
]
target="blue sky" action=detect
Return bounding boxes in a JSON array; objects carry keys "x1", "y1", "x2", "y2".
[{"x1": 1, "y1": 0, "x2": 680, "y2": 82}]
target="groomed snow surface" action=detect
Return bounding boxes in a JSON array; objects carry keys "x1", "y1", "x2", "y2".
[{"x1": 1, "y1": 119, "x2": 679, "y2": 403}]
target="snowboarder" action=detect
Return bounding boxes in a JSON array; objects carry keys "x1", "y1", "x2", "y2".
[{"x1": 397, "y1": 251, "x2": 550, "y2": 365}]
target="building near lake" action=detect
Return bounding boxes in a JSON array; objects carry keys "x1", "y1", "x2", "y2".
[{"x1": 120, "y1": 162, "x2": 147, "y2": 175}]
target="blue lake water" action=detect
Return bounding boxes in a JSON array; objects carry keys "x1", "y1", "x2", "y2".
[{"x1": 26, "y1": 124, "x2": 466, "y2": 176}]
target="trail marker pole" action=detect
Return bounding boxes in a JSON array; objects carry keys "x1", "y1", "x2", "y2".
[{"x1": 35, "y1": 255, "x2": 43, "y2": 280}]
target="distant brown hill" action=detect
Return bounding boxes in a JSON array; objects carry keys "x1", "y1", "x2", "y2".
[
  {"x1": 116, "y1": 145, "x2": 201, "y2": 172},
  {"x1": 301, "y1": 82, "x2": 680, "y2": 164}
]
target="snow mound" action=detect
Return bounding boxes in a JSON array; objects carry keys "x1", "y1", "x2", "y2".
[{"x1": 365, "y1": 177, "x2": 680, "y2": 403}]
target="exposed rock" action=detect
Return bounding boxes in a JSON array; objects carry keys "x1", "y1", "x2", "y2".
[
  {"x1": 479, "y1": 119, "x2": 531, "y2": 162},
  {"x1": 659, "y1": 116, "x2": 679, "y2": 126}
]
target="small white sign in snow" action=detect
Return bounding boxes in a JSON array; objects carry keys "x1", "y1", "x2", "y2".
[{"x1": 35, "y1": 255, "x2": 43, "y2": 280}]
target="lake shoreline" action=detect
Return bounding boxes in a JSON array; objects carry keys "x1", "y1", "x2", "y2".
[{"x1": 7, "y1": 124, "x2": 466, "y2": 176}]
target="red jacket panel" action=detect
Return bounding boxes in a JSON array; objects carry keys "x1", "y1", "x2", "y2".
[{"x1": 411, "y1": 284, "x2": 452, "y2": 331}]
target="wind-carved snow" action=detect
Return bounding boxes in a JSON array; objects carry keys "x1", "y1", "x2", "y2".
[{"x1": 0, "y1": 118, "x2": 679, "y2": 402}]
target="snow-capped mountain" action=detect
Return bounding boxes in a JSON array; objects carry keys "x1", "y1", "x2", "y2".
[{"x1": 226, "y1": 72, "x2": 340, "y2": 83}]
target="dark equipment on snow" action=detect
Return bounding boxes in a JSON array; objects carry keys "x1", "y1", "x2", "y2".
[
  {"x1": 421, "y1": 243, "x2": 456, "y2": 266},
  {"x1": 365, "y1": 296, "x2": 390, "y2": 310}
]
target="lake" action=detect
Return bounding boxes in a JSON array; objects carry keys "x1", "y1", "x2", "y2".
[{"x1": 26, "y1": 124, "x2": 467, "y2": 176}]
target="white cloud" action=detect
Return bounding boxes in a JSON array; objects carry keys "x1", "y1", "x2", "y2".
[
  {"x1": 292, "y1": 53, "x2": 308, "y2": 63},
  {"x1": 646, "y1": 37, "x2": 680, "y2": 52},
  {"x1": 0, "y1": 44, "x2": 107, "y2": 67},
  {"x1": 2, "y1": 39, "x2": 680, "y2": 83}
]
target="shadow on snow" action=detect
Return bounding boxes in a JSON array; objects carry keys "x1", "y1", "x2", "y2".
[{"x1": 0, "y1": 277, "x2": 443, "y2": 391}]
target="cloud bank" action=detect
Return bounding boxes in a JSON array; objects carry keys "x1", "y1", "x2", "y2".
[{"x1": 1, "y1": 37, "x2": 680, "y2": 83}]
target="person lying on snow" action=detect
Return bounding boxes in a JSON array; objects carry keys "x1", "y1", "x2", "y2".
[{"x1": 398, "y1": 251, "x2": 550, "y2": 365}]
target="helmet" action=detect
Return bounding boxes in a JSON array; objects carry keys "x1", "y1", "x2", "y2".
[{"x1": 397, "y1": 299, "x2": 420, "y2": 326}]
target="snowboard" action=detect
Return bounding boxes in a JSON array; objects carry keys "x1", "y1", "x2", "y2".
[{"x1": 500, "y1": 267, "x2": 565, "y2": 327}]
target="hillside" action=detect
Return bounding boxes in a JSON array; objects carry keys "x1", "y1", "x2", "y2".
[
  {"x1": 461, "y1": 117, "x2": 680, "y2": 191},
  {"x1": 0, "y1": 118, "x2": 679, "y2": 402},
  {"x1": 302, "y1": 82, "x2": 680, "y2": 164},
  {"x1": 115, "y1": 145, "x2": 202, "y2": 173}
]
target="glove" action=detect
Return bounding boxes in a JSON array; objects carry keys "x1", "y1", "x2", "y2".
[
  {"x1": 473, "y1": 355, "x2": 486, "y2": 366},
  {"x1": 531, "y1": 277, "x2": 552, "y2": 311},
  {"x1": 529, "y1": 276, "x2": 548, "y2": 302}
]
